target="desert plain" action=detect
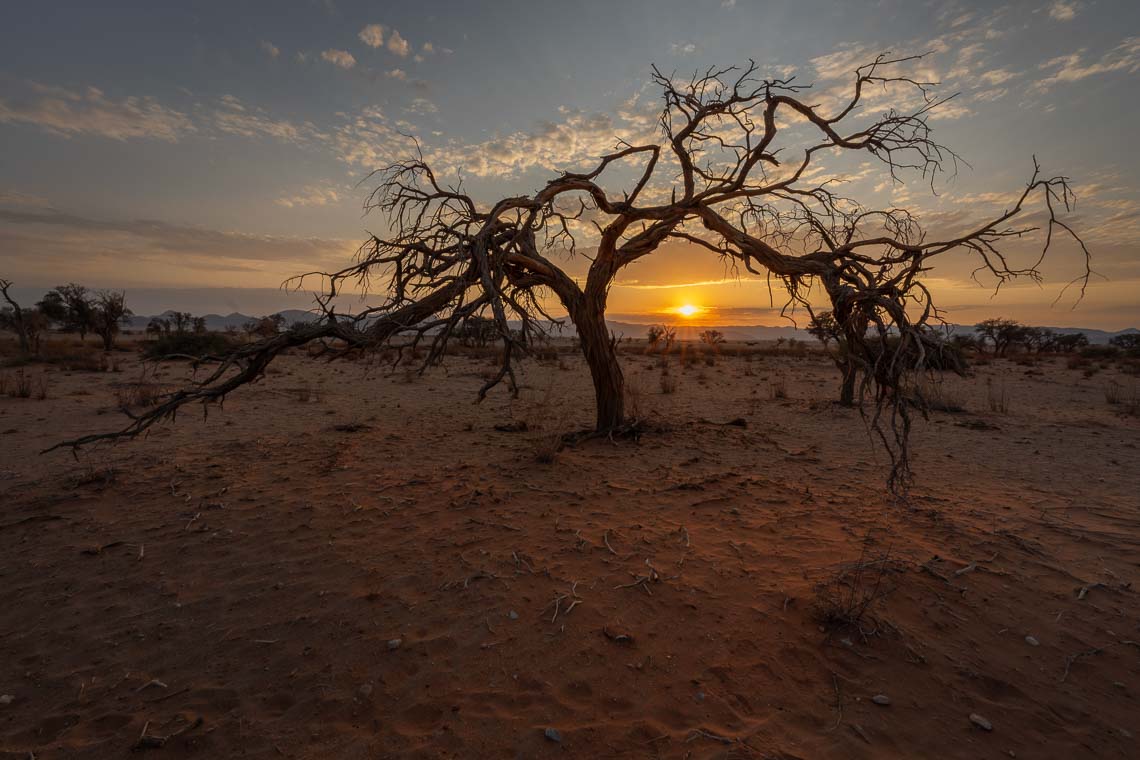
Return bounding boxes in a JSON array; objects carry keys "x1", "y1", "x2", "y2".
[{"x1": 1, "y1": 337, "x2": 1138, "y2": 759}]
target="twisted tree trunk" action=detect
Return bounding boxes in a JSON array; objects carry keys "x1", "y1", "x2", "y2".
[{"x1": 566, "y1": 290, "x2": 625, "y2": 431}]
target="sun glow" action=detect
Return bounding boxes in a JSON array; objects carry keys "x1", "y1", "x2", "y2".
[{"x1": 676, "y1": 304, "x2": 700, "y2": 317}]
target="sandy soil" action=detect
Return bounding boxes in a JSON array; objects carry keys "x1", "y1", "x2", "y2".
[{"x1": 1, "y1": 338, "x2": 1138, "y2": 759}]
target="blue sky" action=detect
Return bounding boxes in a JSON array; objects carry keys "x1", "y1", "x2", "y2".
[{"x1": 1, "y1": 0, "x2": 1138, "y2": 326}]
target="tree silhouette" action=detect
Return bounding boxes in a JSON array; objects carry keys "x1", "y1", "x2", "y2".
[{"x1": 53, "y1": 54, "x2": 1090, "y2": 489}]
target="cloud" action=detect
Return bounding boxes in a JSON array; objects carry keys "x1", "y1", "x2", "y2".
[
  {"x1": 358, "y1": 24, "x2": 384, "y2": 48},
  {"x1": 670, "y1": 41, "x2": 697, "y2": 55},
  {"x1": 209, "y1": 95, "x2": 323, "y2": 144},
  {"x1": 810, "y1": 44, "x2": 874, "y2": 81},
  {"x1": 274, "y1": 183, "x2": 342, "y2": 208},
  {"x1": 388, "y1": 29, "x2": 410, "y2": 57},
  {"x1": 386, "y1": 68, "x2": 407, "y2": 81},
  {"x1": 422, "y1": 42, "x2": 435, "y2": 54},
  {"x1": 1034, "y1": 36, "x2": 1140, "y2": 89},
  {"x1": 405, "y1": 97, "x2": 438, "y2": 116},
  {"x1": 320, "y1": 49, "x2": 356, "y2": 69},
  {"x1": 1048, "y1": 1, "x2": 1078, "y2": 21},
  {"x1": 0, "y1": 81, "x2": 194, "y2": 142},
  {"x1": 0, "y1": 207, "x2": 355, "y2": 285},
  {"x1": 259, "y1": 40, "x2": 280, "y2": 58}
]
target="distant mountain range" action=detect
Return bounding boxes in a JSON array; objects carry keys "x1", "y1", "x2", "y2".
[{"x1": 128, "y1": 310, "x2": 1138, "y2": 345}]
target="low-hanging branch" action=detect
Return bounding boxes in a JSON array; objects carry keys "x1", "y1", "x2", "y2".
[{"x1": 48, "y1": 53, "x2": 1090, "y2": 492}]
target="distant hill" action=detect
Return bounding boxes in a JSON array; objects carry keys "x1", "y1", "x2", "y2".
[{"x1": 126, "y1": 310, "x2": 1138, "y2": 345}]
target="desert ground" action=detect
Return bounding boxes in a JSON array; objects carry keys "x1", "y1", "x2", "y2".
[{"x1": 1, "y1": 336, "x2": 1138, "y2": 759}]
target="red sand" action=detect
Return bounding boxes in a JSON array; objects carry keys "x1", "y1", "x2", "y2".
[{"x1": 1, "y1": 344, "x2": 1137, "y2": 758}]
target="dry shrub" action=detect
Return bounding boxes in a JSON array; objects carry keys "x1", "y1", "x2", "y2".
[
  {"x1": 295, "y1": 382, "x2": 317, "y2": 403},
  {"x1": 1105, "y1": 380, "x2": 1124, "y2": 405},
  {"x1": 1106, "y1": 380, "x2": 1139, "y2": 416},
  {"x1": 769, "y1": 375, "x2": 788, "y2": 400},
  {"x1": 5, "y1": 368, "x2": 33, "y2": 398},
  {"x1": 659, "y1": 365, "x2": 678, "y2": 394},
  {"x1": 813, "y1": 543, "x2": 897, "y2": 633},
  {"x1": 914, "y1": 374, "x2": 966, "y2": 413},
  {"x1": 986, "y1": 378, "x2": 1009, "y2": 414}
]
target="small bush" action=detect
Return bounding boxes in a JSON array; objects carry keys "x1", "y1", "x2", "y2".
[
  {"x1": 769, "y1": 375, "x2": 788, "y2": 399},
  {"x1": 986, "y1": 378, "x2": 1009, "y2": 414},
  {"x1": 142, "y1": 332, "x2": 235, "y2": 360},
  {"x1": 659, "y1": 366, "x2": 677, "y2": 394},
  {"x1": 812, "y1": 544, "x2": 897, "y2": 633}
]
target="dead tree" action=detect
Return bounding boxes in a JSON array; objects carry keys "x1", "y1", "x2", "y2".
[
  {"x1": 1, "y1": 279, "x2": 34, "y2": 355},
  {"x1": 92, "y1": 290, "x2": 133, "y2": 351},
  {"x1": 52, "y1": 54, "x2": 1089, "y2": 490}
]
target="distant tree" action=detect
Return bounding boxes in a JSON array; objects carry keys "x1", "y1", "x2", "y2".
[
  {"x1": 645, "y1": 324, "x2": 677, "y2": 353},
  {"x1": 39, "y1": 284, "x2": 95, "y2": 341},
  {"x1": 646, "y1": 325, "x2": 665, "y2": 348},
  {"x1": 245, "y1": 314, "x2": 287, "y2": 339},
  {"x1": 192, "y1": 316, "x2": 208, "y2": 335},
  {"x1": 146, "y1": 317, "x2": 171, "y2": 338},
  {"x1": 1109, "y1": 333, "x2": 1140, "y2": 352},
  {"x1": 699, "y1": 329, "x2": 725, "y2": 346},
  {"x1": 92, "y1": 290, "x2": 132, "y2": 351},
  {"x1": 974, "y1": 319, "x2": 1029, "y2": 357},
  {"x1": 1054, "y1": 333, "x2": 1088, "y2": 352},
  {"x1": 1, "y1": 279, "x2": 37, "y2": 355},
  {"x1": 169, "y1": 311, "x2": 193, "y2": 335}
]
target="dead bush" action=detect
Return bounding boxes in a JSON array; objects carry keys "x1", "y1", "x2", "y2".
[
  {"x1": 769, "y1": 375, "x2": 788, "y2": 400},
  {"x1": 812, "y1": 543, "x2": 897, "y2": 634},
  {"x1": 986, "y1": 378, "x2": 1009, "y2": 414}
]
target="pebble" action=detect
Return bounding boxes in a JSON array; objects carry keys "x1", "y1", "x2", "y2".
[
  {"x1": 0, "y1": 695, "x2": 12, "y2": 706},
  {"x1": 387, "y1": 638, "x2": 402, "y2": 650},
  {"x1": 544, "y1": 728, "x2": 562, "y2": 743},
  {"x1": 970, "y1": 713, "x2": 993, "y2": 731},
  {"x1": 508, "y1": 610, "x2": 519, "y2": 620},
  {"x1": 1025, "y1": 636, "x2": 1039, "y2": 646},
  {"x1": 358, "y1": 684, "x2": 373, "y2": 698},
  {"x1": 872, "y1": 694, "x2": 891, "y2": 706}
]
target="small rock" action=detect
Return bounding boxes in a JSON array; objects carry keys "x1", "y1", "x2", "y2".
[
  {"x1": 387, "y1": 638, "x2": 402, "y2": 650},
  {"x1": 695, "y1": 691, "x2": 706, "y2": 702},
  {"x1": 970, "y1": 713, "x2": 993, "y2": 731},
  {"x1": 1024, "y1": 636, "x2": 1039, "y2": 647},
  {"x1": 840, "y1": 637, "x2": 853, "y2": 647},
  {"x1": 871, "y1": 694, "x2": 891, "y2": 706},
  {"x1": 508, "y1": 610, "x2": 519, "y2": 620},
  {"x1": 358, "y1": 684, "x2": 373, "y2": 698},
  {"x1": 0, "y1": 695, "x2": 13, "y2": 706},
  {"x1": 544, "y1": 727, "x2": 562, "y2": 743}
]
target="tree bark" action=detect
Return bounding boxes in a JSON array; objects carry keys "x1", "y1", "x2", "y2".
[
  {"x1": 567, "y1": 292, "x2": 625, "y2": 431},
  {"x1": 839, "y1": 362, "x2": 857, "y2": 406}
]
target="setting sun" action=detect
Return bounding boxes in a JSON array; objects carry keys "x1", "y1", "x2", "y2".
[{"x1": 677, "y1": 304, "x2": 701, "y2": 318}]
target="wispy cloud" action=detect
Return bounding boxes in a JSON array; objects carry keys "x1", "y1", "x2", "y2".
[
  {"x1": 1034, "y1": 36, "x2": 1140, "y2": 89},
  {"x1": 0, "y1": 82, "x2": 193, "y2": 142},
  {"x1": 0, "y1": 207, "x2": 354, "y2": 284},
  {"x1": 259, "y1": 40, "x2": 280, "y2": 58},
  {"x1": 274, "y1": 183, "x2": 342, "y2": 208}
]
